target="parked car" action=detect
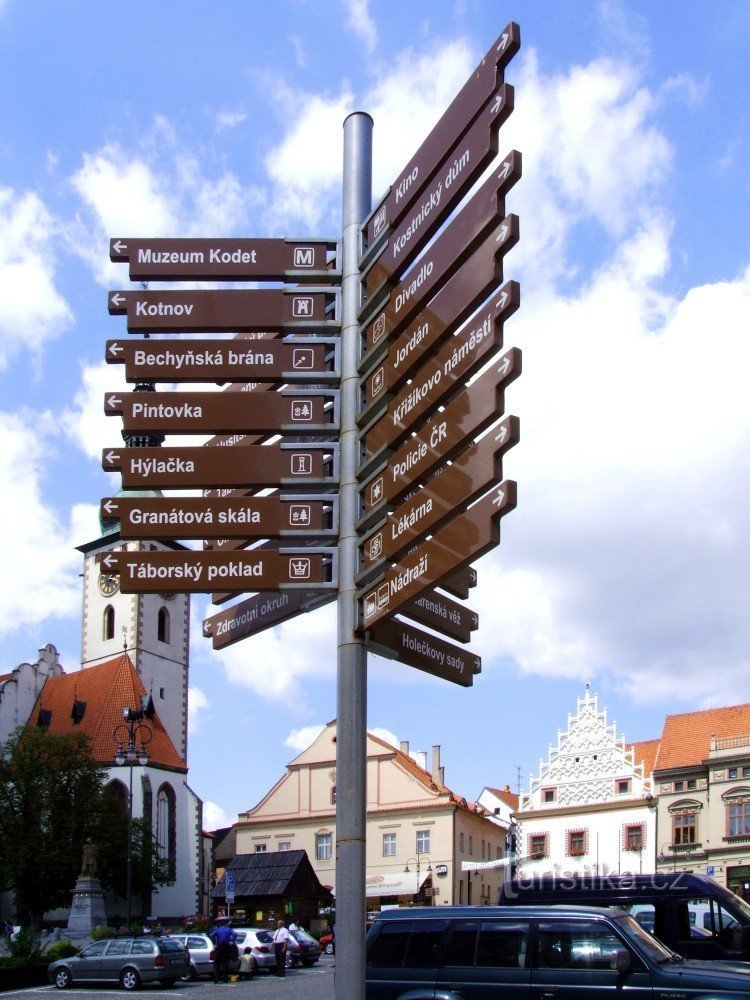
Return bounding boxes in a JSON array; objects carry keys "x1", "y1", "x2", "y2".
[
  {"x1": 48, "y1": 935, "x2": 189, "y2": 991},
  {"x1": 319, "y1": 930, "x2": 334, "y2": 954},
  {"x1": 167, "y1": 932, "x2": 240, "y2": 981},
  {"x1": 230, "y1": 927, "x2": 277, "y2": 973},
  {"x1": 366, "y1": 905, "x2": 750, "y2": 999},
  {"x1": 288, "y1": 928, "x2": 321, "y2": 967}
]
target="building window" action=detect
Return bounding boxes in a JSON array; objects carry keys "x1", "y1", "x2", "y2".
[
  {"x1": 278, "y1": 842, "x2": 291, "y2": 851},
  {"x1": 383, "y1": 833, "x2": 396, "y2": 857},
  {"x1": 729, "y1": 768, "x2": 738, "y2": 779},
  {"x1": 459, "y1": 832, "x2": 464, "y2": 852},
  {"x1": 331, "y1": 785, "x2": 337, "y2": 805},
  {"x1": 567, "y1": 829, "x2": 587, "y2": 857},
  {"x1": 254, "y1": 843, "x2": 267, "y2": 853},
  {"x1": 624, "y1": 824, "x2": 644, "y2": 851},
  {"x1": 316, "y1": 833, "x2": 332, "y2": 861},
  {"x1": 673, "y1": 813, "x2": 697, "y2": 845},
  {"x1": 616, "y1": 778, "x2": 631, "y2": 795},
  {"x1": 416, "y1": 830, "x2": 430, "y2": 854},
  {"x1": 468, "y1": 836, "x2": 473, "y2": 856},
  {"x1": 482, "y1": 840, "x2": 486, "y2": 859},
  {"x1": 743, "y1": 767, "x2": 750, "y2": 778},
  {"x1": 156, "y1": 783, "x2": 177, "y2": 880},
  {"x1": 157, "y1": 607, "x2": 170, "y2": 643},
  {"x1": 542, "y1": 787, "x2": 556, "y2": 804},
  {"x1": 674, "y1": 781, "x2": 684, "y2": 792},
  {"x1": 103, "y1": 605, "x2": 115, "y2": 640},
  {"x1": 686, "y1": 779, "x2": 696, "y2": 790},
  {"x1": 727, "y1": 800, "x2": 750, "y2": 837},
  {"x1": 529, "y1": 833, "x2": 548, "y2": 859}
]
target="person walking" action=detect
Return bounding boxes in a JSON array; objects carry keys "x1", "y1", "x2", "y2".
[{"x1": 272, "y1": 918, "x2": 291, "y2": 976}]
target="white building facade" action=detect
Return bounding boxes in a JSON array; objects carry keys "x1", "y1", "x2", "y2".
[{"x1": 516, "y1": 686, "x2": 658, "y2": 877}]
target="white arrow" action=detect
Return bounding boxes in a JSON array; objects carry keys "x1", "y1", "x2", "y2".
[
  {"x1": 495, "y1": 290, "x2": 508, "y2": 311},
  {"x1": 496, "y1": 223, "x2": 509, "y2": 244},
  {"x1": 111, "y1": 240, "x2": 127, "y2": 254},
  {"x1": 104, "y1": 450, "x2": 120, "y2": 465},
  {"x1": 497, "y1": 356, "x2": 511, "y2": 377},
  {"x1": 110, "y1": 292, "x2": 125, "y2": 307},
  {"x1": 492, "y1": 489, "x2": 506, "y2": 507},
  {"x1": 494, "y1": 425, "x2": 508, "y2": 444},
  {"x1": 498, "y1": 157, "x2": 512, "y2": 182},
  {"x1": 108, "y1": 343, "x2": 123, "y2": 357},
  {"x1": 471, "y1": 614, "x2": 479, "y2": 628},
  {"x1": 474, "y1": 657, "x2": 481, "y2": 669},
  {"x1": 491, "y1": 92, "x2": 504, "y2": 115},
  {"x1": 102, "y1": 500, "x2": 117, "y2": 515},
  {"x1": 102, "y1": 553, "x2": 117, "y2": 569},
  {"x1": 498, "y1": 30, "x2": 510, "y2": 52},
  {"x1": 106, "y1": 395, "x2": 122, "y2": 409}
]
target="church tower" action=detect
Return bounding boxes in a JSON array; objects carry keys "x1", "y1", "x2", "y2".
[{"x1": 77, "y1": 381, "x2": 190, "y2": 759}]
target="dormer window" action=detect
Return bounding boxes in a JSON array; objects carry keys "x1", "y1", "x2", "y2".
[
  {"x1": 37, "y1": 709, "x2": 52, "y2": 728},
  {"x1": 71, "y1": 699, "x2": 87, "y2": 725}
]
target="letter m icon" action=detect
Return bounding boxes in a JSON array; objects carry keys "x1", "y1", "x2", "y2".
[{"x1": 294, "y1": 247, "x2": 314, "y2": 268}]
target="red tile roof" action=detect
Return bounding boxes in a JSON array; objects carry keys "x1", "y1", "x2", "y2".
[
  {"x1": 486, "y1": 785, "x2": 520, "y2": 811},
  {"x1": 29, "y1": 654, "x2": 185, "y2": 772},
  {"x1": 628, "y1": 738, "x2": 660, "y2": 777},
  {"x1": 655, "y1": 702, "x2": 750, "y2": 770}
]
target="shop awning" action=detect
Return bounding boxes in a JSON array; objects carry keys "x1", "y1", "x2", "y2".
[{"x1": 331, "y1": 870, "x2": 430, "y2": 898}]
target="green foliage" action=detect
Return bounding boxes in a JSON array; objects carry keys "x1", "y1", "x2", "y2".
[
  {"x1": 91, "y1": 926, "x2": 115, "y2": 941},
  {"x1": 7, "y1": 927, "x2": 46, "y2": 965},
  {"x1": 183, "y1": 917, "x2": 211, "y2": 932},
  {"x1": 0, "y1": 726, "x2": 106, "y2": 926},
  {"x1": 44, "y1": 941, "x2": 79, "y2": 961}
]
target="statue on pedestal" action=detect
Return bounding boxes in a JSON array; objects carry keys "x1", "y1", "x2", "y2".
[{"x1": 80, "y1": 838, "x2": 98, "y2": 879}]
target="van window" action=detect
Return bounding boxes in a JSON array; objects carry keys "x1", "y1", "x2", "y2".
[
  {"x1": 444, "y1": 920, "x2": 529, "y2": 968},
  {"x1": 367, "y1": 920, "x2": 448, "y2": 968},
  {"x1": 538, "y1": 920, "x2": 624, "y2": 971},
  {"x1": 681, "y1": 898, "x2": 741, "y2": 949}
]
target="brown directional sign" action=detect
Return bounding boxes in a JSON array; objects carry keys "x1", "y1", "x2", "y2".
[
  {"x1": 364, "y1": 85, "x2": 513, "y2": 300},
  {"x1": 105, "y1": 389, "x2": 337, "y2": 435},
  {"x1": 106, "y1": 337, "x2": 337, "y2": 384},
  {"x1": 110, "y1": 237, "x2": 336, "y2": 282},
  {"x1": 203, "y1": 589, "x2": 336, "y2": 649},
  {"x1": 363, "y1": 150, "x2": 519, "y2": 308},
  {"x1": 361, "y1": 425, "x2": 519, "y2": 571},
  {"x1": 102, "y1": 442, "x2": 337, "y2": 489},
  {"x1": 360, "y1": 152, "x2": 520, "y2": 337},
  {"x1": 400, "y1": 589, "x2": 478, "y2": 644},
  {"x1": 361, "y1": 351, "x2": 521, "y2": 512},
  {"x1": 366, "y1": 617, "x2": 480, "y2": 687},
  {"x1": 440, "y1": 565, "x2": 478, "y2": 601},
  {"x1": 362, "y1": 277, "x2": 519, "y2": 454},
  {"x1": 98, "y1": 548, "x2": 336, "y2": 594},
  {"x1": 108, "y1": 288, "x2": 335, "y2": 333},
  {"x1": 363, "y1": 21, "x2": 520, "y2": 247},
  {"x1": 100, "y1": 495, "x2": 334, "y2": 540},
  {"x1": 359, "y1": 485, "x2": 508, "y2": 631}
]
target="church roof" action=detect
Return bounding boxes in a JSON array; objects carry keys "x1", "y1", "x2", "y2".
[
  {"x1": 29, "y1": 654, "x2": 186, "y2": 772},
  {"x1": 654, "y1": 702, "x2": 750, "y2": 771}
]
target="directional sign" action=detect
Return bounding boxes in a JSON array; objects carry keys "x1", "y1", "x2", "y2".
[
  {"x1": 361, "y1": 278, "x2": 520, "y2": 455},
  {"x1": 400, "y1": 589, "x2": 478, "y2": 644},
  {"x1": 359, "y1": 485, "x2": 508, "y2": 631},
  {"x1": 363, "y1": 21, "x2": 520, "y2": 248},
  {"x1": 363, "y1": 151, "x2": 519, "y2": 309},
  {"x1": 360, "y1": 352, "x2": 521, "y2": 512},
  {"x1": 203, "y1": 588, "x2": 335, "y2": 650},
  {"x1": 103, "y1": 442, "x2": 338, "y2": 490},
  {"x1": 108, "y1": 288, "x2": 335, "y2": 333},
  {"x1": 106, "y1": 337, "x2": 338, "y2": 384},
  {"x1": 99, "y1": 547, "x2": 337, "y2": 594},
  {"x1": 361, "y1": 424, "x2": 519, "y2": 570},
  {"x1": 363, "y1": 85, "x2": 514, "y2": 301},
  {"x1": 440, "y1": 565, "x2": 478, "y2": 601},
  {"x1": 360, "y1": 152, "x2": 520, "y2": 336},
  {"x1": 366, "y1": 617, "x2": 480, "y2": 687},
  {"x1": 105, "y1": 389, "x2": 338, "y2": 435},
  {"x1": 110, "y1": 237, "x2": 337, "y2": 282},
  {"x1": 100, "y1": 494, "x2": 336, "y2": 540}
]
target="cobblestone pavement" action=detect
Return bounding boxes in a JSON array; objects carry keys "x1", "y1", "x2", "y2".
[{"x1": 15, "y1": 954, "x2": 336, "y2": 998}]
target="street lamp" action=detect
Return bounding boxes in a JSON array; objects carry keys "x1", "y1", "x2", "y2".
[
  {"x1": 658, "y1": 842, "x2": 692, "y2": 873},
  {"x1": 114, "y1": 706, "x2": 152, "y2": 928},
  {"x1": 404, "y1": 855, "x2": 433, "y2": 906}
]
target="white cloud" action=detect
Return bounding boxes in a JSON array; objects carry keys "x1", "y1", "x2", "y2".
[
  {"x1": 0, "y1": 188, "x2": 72, "y2": 366},
  {"x1": 213, "y1": 108, "x2": 247, "y2": 132},
  {"x1": 369, "y1": 727, "x2": 399, "y2": 749},
  {"x1": 203, "y1": 800, "x2": 232, "y2": 830},
  {"x1": 343, "y1": 0, "x2": 378, "y2": 53},
  {"x1": 188, "y1": 686, "x2": 210, "y2": 734},
  {"x1": 285, "y1": 724, "x2": 325, "y2": 753}
]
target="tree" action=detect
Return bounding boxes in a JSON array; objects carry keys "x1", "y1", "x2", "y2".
[{"x1": 0, "y1": 726, "x2": 106, "y2": 927}]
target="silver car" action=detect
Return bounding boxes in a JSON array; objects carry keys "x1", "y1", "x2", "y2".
[
  {"x1": 48, "y1": 936, "x2": 189, "y2": 991},
  {"x1": 231, "y1": 927, "x2": 278, "y2": 972},
  {"x1": 168, "y1": 932, "x2": 240, "y2": 981}
]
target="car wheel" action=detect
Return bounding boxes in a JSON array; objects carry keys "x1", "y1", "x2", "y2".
[
  {"x1": 180, "y1": 964, "x2": 197, "y2": 982},
  {"x1": 324, "y1": 942, "x2": 333, "y2": 955},
  {"x1": 54, "y1": 967, "x2": 72, "y2": 989},
  {"x1": 119, "y1": 966, "x2": 141, "y2": 991}
]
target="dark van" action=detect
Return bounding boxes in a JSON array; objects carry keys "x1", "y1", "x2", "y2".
[
  {"x1": 365, "y1": 905, "x2": 750, "y2": 999},
  {"x1": 499, "y1": 873, "x2": 750, "y2": 962}
]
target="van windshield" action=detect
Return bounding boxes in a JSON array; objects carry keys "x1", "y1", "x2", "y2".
[
  {"x1": 723, "y1": 892, "x2": 750, "y2": 923},
  {"x1": 614, "y1": 914, "x2": 678, "y2": 964}
]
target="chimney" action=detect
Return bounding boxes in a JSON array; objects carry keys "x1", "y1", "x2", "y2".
[
  {"x1": 432, "y1": 745, "x2": 444, "y2": 785},
  {"x1": 415, "y1": 751, "x2": 427, "y2": 770},
  {"x1": 400, "y1": 740, "x2": 409, "y2": 756}
]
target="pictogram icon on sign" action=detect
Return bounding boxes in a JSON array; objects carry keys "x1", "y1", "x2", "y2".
[
  {"x1": 292, "y1": 348, "x2": 314, "y2": 369},
  {"x1": 292, "y1": 296, "x2": 314, "y2": 317},
  {"x1": 290, "y1": 558, "x2": 311, "y2": 579},
  {"x1": 291, "y1": 454, "x2": 313, "y2": 475},
  {"x1": 291, "y1": 400, "x2": 313, "y2": 421}
]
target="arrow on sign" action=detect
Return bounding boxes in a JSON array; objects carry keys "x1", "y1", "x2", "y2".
[
  {"x1": 109, "y1": 292, "x2": 125, "y2": 309},
  {"x1": 108, "y1": 342, "x2": 124, "y2": 357},
  {"x1": 111, "y1": 240, "x2": 127, "y2": 255}
]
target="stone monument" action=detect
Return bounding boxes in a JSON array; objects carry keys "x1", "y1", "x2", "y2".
[{"x1": 67, "y1": 839, "x2": 107, "y2": 936}]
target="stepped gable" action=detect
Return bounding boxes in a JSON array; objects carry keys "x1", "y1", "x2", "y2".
[
  {"x1": 655, "y1": 702, "x2": 750, "y2": 771},
  {"x1": 29, "y1": 653, "x2": 186, "y2": 772}
]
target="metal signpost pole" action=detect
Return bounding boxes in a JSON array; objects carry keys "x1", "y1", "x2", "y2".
[{"x1": 336, "y1": 111, "x2": 372, "y2": 1000}]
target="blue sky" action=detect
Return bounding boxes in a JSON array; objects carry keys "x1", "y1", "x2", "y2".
[{"x1": 1, "y1": 0, "x2": 749, "y2": 829}]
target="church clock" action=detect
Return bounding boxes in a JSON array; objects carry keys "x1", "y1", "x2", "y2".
[{"x1": 98, "y1": 572, "x2": 120, "y2": 597}]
